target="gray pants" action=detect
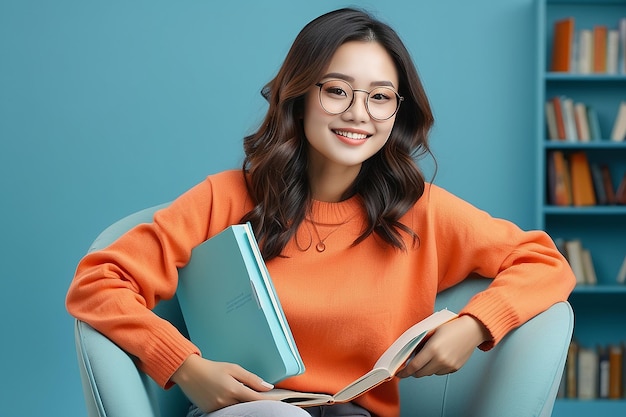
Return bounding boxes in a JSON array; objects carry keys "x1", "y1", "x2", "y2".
[{"x1": 187, "y1": 400, "x2": 372, "y2": 417}]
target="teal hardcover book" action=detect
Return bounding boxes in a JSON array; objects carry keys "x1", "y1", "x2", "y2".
[{"x1": 177, "y1": 223, "x2": 305, "y2": 384}]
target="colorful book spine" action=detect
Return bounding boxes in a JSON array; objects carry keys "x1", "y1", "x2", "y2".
[{"x1": 551, "y1": 17, "x2": 575, "y2": 72}]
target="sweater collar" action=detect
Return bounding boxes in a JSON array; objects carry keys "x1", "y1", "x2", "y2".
[{"x1": 308, "y1": 195, "x2": 363, "y2": 225}]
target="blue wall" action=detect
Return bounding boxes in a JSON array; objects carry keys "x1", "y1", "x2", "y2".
[{"x1": 0, "y1": 1, "x2": 536, "y2": 415}]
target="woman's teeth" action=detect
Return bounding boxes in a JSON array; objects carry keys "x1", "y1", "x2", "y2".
[{"x1": 334, "y1": 130, "x2": 368, "y2": 140}]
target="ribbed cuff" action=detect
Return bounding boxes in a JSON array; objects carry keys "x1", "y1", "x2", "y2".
[
  {"x1": 139, "y1": 326, "x2": 200, "y2": 388},
  {"x1": 458, "y1": 291, "x2": 522, "y2": 351}
]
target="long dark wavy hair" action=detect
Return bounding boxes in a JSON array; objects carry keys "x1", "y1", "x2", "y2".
[{"x1": 241, "y1": 8, "x2": 435, "y2": 260}]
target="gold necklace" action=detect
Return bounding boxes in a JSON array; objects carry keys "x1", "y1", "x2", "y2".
[
  {"x1": 303, "y1": 215, "x2": 356, "y2": 252},
  {"x1": 294, "y1": 210, "x2": 358, "y2": 253},
  {"x1": 309, "y1": 221, "x2": 341, "y2": 252}
]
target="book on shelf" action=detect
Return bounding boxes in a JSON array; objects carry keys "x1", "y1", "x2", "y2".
[
  {"x1": 611, "y1": 101, "x2": 626, "y2": 142},
  {"x1": 587, "y1": 106, "x2": 602, "y2": 141},
  {"x1": 620, "y1": 341, "x2": 626, "y2": 398},
  {"x1": 177, "y1": 223, "x2": 305, "y2": 384},
  {"x1": 546, "y1": 96, "x2": 600, "y2": 142},
  {"x1": 545, "y1": 101, "x2": 559, "y2": 140},
  {"x1": 546, "y1": 151, "x2": 621, "y2": 208},
  {"x1": 563, "y1": 239, "x2": 587, "y2": 285},
  {"x1": 260, "y1": 309, "x2": 458, "y2": 407},
  {"x1": 569, "y1": 152, "x2": 596, "y2": 206},
  {"x1": 557, "y1": 238, "x2": 597, "y2": 285},
  {"x1": 617, "y1": 173, "x2": 626, "y2": 205},
  {"x1": 607, "y1": 29, "x2": 620, "y2": 74},
  {"x1": 547, "y1": 96, "x2": 566, "y2": 140},
  {"x1": 581, "y1": 248, "x2": 598, "y2": 286},
  {"x1": 599, "y1": 345, "x2": 624, "y2": 399},
  {"x1": 565, "y1": 341, "x2": 578, "y2": 398},
  {"x1": 578, "y1": 346, "x2": 599, "y2": 399},
  {"x1": 577, "y1": 29, "x2": 593, "y2": 74},
  {"x1": 598, "y1": 345, "x2": 610, "y2": 399},
  {"x1": 547, "y1": 151, "x2": 572, "y2": 206},
  {"x1": 551, "y1": 16, "x2": 626, "y2": 74},
  {"x1": 610, "y1": 345, "x2": 624, "y2": 399},
  {"x1": 562, "y1": 97, "x2": 578, "y2": 141},
  {"x1": 562, "y1": 156, "x2": 573, "y2": 206},
  {"x1": 601, "y1": 164, "x2": 617, "y2": 205},
  {"x1": 574, "y1": 102, "x2": 591, "y2": 142},
  {"x1": 590, "y1": 163, "x2": 608, "y2": 205},
  {"x1": 551, "y1": 17, "x2": 575, "y2": 72},
  {"x1": 593, "y1": 25, "x2": 608, "y2": 74},
  {"x1": 560, "y1": 341, "x2": 625, "y2": 399}
]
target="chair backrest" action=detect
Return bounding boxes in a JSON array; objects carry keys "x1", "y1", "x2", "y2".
[{"x1": 74, "y1": 204, "x2": 574, "y2": 417}]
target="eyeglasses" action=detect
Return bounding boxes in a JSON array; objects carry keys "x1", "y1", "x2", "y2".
[{"x1": 315, "y1": 79, "x2": 404, "y2": 121}]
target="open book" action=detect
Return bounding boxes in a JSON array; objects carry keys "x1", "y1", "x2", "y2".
[{"x1": 260, "y1": 309, "x2": 458, "y2": 406}]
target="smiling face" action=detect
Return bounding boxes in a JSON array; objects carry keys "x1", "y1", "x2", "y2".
[{"x1": 303, "y1": 41, "x2": 399, "y2": 193}]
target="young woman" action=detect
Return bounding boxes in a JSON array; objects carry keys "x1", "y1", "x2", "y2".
[{"x1": 66, "y1": 8, "x2": 575, "y2": 417}]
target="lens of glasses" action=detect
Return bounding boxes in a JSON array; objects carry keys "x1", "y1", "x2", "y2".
[{"x1": 317, "y1": 79, "x2": 401, "y2": 120}]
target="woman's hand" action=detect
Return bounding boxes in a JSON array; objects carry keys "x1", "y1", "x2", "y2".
[
  {"x1": 170, "y1": 354, "x2": 274, "y2": 413},
  {"x1": 396, "y1": 315, "x2": 491, "y2": 378}
]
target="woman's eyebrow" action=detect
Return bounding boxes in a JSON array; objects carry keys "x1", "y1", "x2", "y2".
[{"x1": 320, "y1": 72, "x2": 396, "y2": 88}]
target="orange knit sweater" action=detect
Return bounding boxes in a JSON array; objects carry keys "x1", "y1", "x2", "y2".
[{"x1": 66, "y1": 170, "x2": 575, "y2": 417}]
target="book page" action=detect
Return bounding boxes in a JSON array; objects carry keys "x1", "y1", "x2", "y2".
[
  {"x1": 374, "y1": 309, "x2": 457, "y2": 371},
  {"x1": 332, "y1": 368, "x2": 391, "y2": 403}
]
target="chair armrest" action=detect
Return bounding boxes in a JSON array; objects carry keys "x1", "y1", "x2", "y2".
[{"x1": 74, "y1": 320, "x2": 162, "y2": 417}]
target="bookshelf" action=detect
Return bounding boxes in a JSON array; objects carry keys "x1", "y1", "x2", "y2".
[{"x1": 537, "y1": 0, "x2": 626, "y2": 414}]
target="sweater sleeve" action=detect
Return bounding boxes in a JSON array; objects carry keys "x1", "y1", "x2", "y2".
[
  {"x1": 427, "y1": 186, "x2": 576, "y2": 349},
  {"x1": 66, "y1": 176, "x2": 226, "y2": 387}
]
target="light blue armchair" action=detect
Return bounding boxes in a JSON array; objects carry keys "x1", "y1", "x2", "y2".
[{"x1": 73, "y1": 204, "x2": 574, "y2": 417}]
